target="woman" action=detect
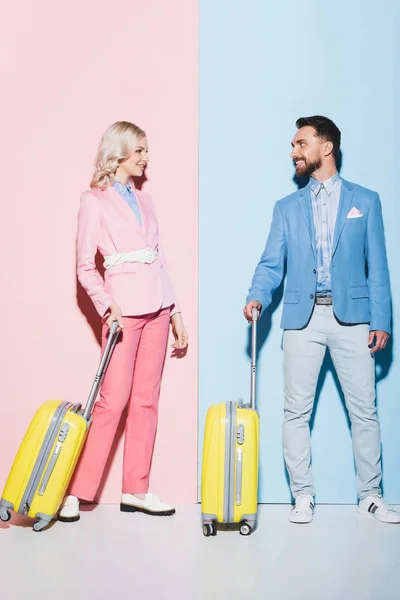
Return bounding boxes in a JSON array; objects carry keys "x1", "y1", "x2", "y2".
[{"x1": 58, "y1": 121, "x2": 188, "y2": 522}]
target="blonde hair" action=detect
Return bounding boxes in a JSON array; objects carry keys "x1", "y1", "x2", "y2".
[{"x1": 90, "y1": 121, "x2": 146, "y2": 189}]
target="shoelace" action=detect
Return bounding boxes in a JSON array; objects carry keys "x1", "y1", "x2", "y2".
[
  {"x1": 295, "y1": 494, "x2": 314, "y2": 512},
  {"x1": 369, "y1": 494, "x2": 387, "y2": 510}
]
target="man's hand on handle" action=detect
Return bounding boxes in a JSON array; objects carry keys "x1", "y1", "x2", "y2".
[{"x1": 243, "y1": 300, "x2": 262, "y2": 322}]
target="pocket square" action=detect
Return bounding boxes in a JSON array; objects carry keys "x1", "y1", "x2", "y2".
[{"x1": 347, "y1": 206, "x2": 363, "y2": 218}]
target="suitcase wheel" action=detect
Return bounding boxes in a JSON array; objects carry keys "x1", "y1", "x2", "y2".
[
  {"x1": 33, "y1": 519, "x2": 48, "y2": 533},
  {"x1": 239, "y1": 522, "x2": 253, "y2": 536},
  {"x1": 0, "y1": 509, "x2": 11, "y2": 523},
  {"x1": 202, "y1": 523, "x2": 217, "y2": 537}
]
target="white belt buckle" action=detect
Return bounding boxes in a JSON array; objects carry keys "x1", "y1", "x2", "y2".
[
  {"x1": 143, "y1": 247, "x2": 157, "y2": 264},
  {"x1": 143, "y1": 248, "x2": 152, "y2": 264}
]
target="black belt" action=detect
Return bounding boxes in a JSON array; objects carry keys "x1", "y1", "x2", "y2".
[{"x1": 315, "y1": 296, "x2": 332, "y2": 305}]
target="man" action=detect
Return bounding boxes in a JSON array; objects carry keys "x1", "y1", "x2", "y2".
[{"x1": 244, "y1": 115, "x2": 399, "y2": 524}]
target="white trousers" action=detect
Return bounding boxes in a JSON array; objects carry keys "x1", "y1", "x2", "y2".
[{"x1": 283, "y1": 304, "x2": 382, "y2": 500}]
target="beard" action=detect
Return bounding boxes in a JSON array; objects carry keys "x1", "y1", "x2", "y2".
[{"x1": 295, "y1": 157, "x2": 322, "y2": 178}]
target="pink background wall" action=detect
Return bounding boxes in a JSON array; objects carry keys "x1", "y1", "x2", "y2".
[{"x1": 1, "y1": 1, "x2": 198, "y2": 504}]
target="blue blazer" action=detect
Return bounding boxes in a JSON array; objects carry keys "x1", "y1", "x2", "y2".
[{"x1": 246, "y1": 178, "x2": 391, "y2": 334}]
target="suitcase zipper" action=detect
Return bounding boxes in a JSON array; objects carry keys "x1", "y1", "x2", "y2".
[
  {"x1": 38, "y1": 423, "x2": 71, "y2": 496},
  {"x1": 18, "y1": 402, "x2": 74, "y2": 515}
]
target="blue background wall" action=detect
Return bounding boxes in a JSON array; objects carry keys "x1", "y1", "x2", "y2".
[{"x1": 199, "y1": 0, "x2": 400, "y2": 503}]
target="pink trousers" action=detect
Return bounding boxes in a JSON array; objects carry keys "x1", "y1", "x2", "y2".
[{"x1": 69, "y1": 308, "x2": 170, "y2": 501}]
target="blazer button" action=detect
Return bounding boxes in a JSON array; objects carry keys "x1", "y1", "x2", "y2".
[
  {"x1": 313, "y1": 269, "x2": 316, "y2": 274},
  {"x1": 310, "y1": 294, "x2": 314, "y2": 300}
]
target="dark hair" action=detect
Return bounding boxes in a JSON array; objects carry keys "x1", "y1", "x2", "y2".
[{"x1": 296, "y1": 115, "x2": 341, "y2": 157}]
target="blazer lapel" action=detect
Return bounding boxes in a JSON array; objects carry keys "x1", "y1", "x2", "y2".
[
  {"x1": 298, "y1": 184, "x2": 316, "y2": 258},
  {"x1": 332, "y1": 179, "x2": 354, "y2": 257},
  {"x1": 133, "y1": 187, "x2": 150, "y2": 239},
  {"x1": 106, "y1": 185, "x2": 145, "y2": 237}
]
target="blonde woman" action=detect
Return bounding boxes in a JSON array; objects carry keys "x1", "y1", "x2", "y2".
[{"x1": 58, "y1": 122, "x2": 188, "y2": 522}]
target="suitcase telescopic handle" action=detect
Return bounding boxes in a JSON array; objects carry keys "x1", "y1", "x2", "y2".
[
  {"x1": 250, "y1": 307, "x2": 259, "y2": 410},
  {"x1": 82, "y1": 321, "x2": 120, "y2": 421}
]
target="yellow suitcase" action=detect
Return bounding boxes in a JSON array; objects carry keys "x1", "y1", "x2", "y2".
[
  {"x1": 0, "y1": 322, "x2": 120, "y2": 532},
  {"x1": 201, "y1": 308, "x2": 260, "y2": 536}
]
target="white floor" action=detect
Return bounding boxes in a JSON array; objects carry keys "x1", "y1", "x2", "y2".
[{"x1": 1, "y1": 504, "x2": 400, "y2": 600}]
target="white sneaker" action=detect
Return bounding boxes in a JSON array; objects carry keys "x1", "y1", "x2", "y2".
[
  {"x1": 289, "y1": 494, "x2": 314, "y2": 524},
  {"x1": 359, "y1": 494, "x2": 400, "y2": 523},
  {"x1": 120, "y1": 493, "x2": 175, "y2": 516},
  {"x1": 58, "y1": 495, "x2": 80, "y2": 522}
]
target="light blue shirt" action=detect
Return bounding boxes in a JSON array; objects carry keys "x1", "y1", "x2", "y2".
[
  {"x1": 310, "y1": 172, "x2": 341, "y2": 296},
  {"x1": 113, "y1": 180, "x2": 142, "y2": 226}
]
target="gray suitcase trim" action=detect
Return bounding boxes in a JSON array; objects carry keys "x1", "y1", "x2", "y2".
[
  {"x1": 0, "y1": 499, "x2": 14, "y2": 521},
  {"x1": 238, "y1": 512, "x2": 257, "y2": 525},
  {"x1": 38, "y1": 422, "x2": 71, "y2": 496},
  {"x1": 202, "y1": 512, "x2": 218, "y2": 523},
  {"x1": 228, "y1": 401, "x2": 237, "y2": 522},
  {"x1": 235, "y1": 447, "x2": 243, "y2": 506},
  {"x1": 222, "y1": 401, "x2": 239, "y2": 524},
  {"x1": 32, "y1": 512, "x2": 54, "y2": 532},
  {"x1": 223, "y1": 402, "x2": 231, "y2": 523}
]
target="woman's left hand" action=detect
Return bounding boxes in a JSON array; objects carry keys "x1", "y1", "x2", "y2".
[{"x1": 170, "y1": 313, "x2": 189, "y2": 350}]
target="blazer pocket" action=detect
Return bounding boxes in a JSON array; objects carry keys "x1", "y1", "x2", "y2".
[
  {"x1": 108, "y1": 271, "x2": 138, "y2": 277},
  {"x1": 351, "y1": 285, "x2": 369, "y2": 299},
  {"x1": 284, "y1": 291, "x2": 300, "y2": 304},
  {"x1": 346, "y1": 216, "x2": 365, "y2": 226}
]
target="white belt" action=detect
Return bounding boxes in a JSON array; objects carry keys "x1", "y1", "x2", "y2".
[{"x1": 103, "y1": 247, "x2": 158, "y2": 269}]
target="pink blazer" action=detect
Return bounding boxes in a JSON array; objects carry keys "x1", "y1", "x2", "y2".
[{"x1": 76, "y1": 183, "x2": 180, "y2": 318}]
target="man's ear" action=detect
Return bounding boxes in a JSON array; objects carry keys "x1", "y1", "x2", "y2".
[{"x1": 324, "y1": 140, "x2": 334, "y2": 157}]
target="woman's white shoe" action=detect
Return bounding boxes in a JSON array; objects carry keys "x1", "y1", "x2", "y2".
[
  {"x1": 58, "y1": 495, "x2": 80, "y2": 522},
  {"x1": 120, "y1": 493, "x2": 175, "y2": 516}
]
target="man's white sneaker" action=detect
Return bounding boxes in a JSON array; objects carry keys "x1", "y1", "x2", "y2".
[
  {"x1": 58, "y1": 495, "x2": 80, "y2": 523},
  {"x1": 120, "y1": 493, "x2": 175, "y2": 516},
  {"x1": 359, "y1": 495, "x2": 400, "y2": 523},
  {"x1": 289, "y1": 494, "x2": 314, "y2": 524}
]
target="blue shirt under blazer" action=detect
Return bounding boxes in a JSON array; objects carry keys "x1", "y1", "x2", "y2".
[{"x1": 246, "y1": 177, "x2": 391, "y2": 334}]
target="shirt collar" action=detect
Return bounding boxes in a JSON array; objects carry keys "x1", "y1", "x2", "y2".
[
  {"x1": 113, "y1": 180, "x2": 133, "y2": 194},
  {"x1": 310, "y1": 172, "x2": 340, "y2": 196}
]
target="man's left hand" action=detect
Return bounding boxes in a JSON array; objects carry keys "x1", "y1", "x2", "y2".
[{"x1": 368, "y1": 330, "x2": 390, "y2": 354}]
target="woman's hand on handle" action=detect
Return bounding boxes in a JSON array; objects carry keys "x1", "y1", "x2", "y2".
[
  {"x1": 170, "y1": 313, "x2": 189, "y2": 350},
  {"x1": 105, "y1": 303, "x2": 124, "y2": 331},
  {"x1": 243, "y1": 300, "x2": 262, "y2": 322}
]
